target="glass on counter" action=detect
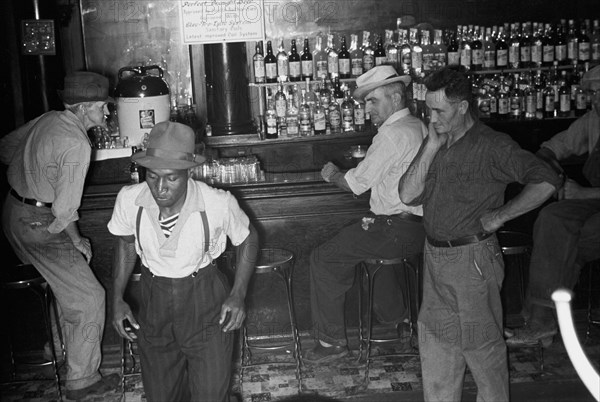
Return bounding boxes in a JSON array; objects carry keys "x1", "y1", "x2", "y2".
[{"x1": 192, "y1": 156, "x2": 264, "y2": 185}]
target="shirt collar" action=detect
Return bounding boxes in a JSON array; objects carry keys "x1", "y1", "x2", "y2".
[{"x1": 378, "y1": 108, "x2": 411, "y2": 129}]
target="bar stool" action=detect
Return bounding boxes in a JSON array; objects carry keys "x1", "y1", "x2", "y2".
[
  {"x1": 121, "y1": 264, "x2": 142, "y2": 398},
  {"x1": 239, "y1": 248, "x2": 302, "y2": 392},
  {"x1": 357, "y1": 254, "x2": 421, "y2": 383},
  {"x1": 1, "y1": 263, "x2": 64, "y2": 400},
  {"x1": 497, "y1": 230, "x2": 544, "y2": 371}
]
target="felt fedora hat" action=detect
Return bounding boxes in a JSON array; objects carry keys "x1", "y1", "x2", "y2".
[
  {"x1": 58, "y1": 71, "x2": 114, "y2": 104},
  {"x1": 132, "y1": 121, "x2": 206, "y2": 170},
  {"x1": 582, "y1": 65, "x2": 600, "y2": 90},
  {"x1": 352, "y1": 65, "x2": 411, "y2": 100}
]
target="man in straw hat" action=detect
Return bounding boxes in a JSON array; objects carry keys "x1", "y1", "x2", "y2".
[
  {"x1": 305, "y1": 65, "x2": 427, "y2": 364},
  {"x1": 506, "y1": 65, "x2": 600, "y2": 348},
  {"x1": 399, "y1": 66, "x2": 561, "y2": 401},
  {"x1": 0, "y1": 71, "x2": 120, "y2": 399},
  {"x1": 109, "y1": 121, "x2": 258, "y2": 401}
]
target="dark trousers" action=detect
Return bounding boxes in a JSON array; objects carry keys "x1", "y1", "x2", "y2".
[
  {"x1": 528, "y1": 199, "x2": 600, "y2": 309},
  {"x1": 138, "y1": 264, "x2": 234, "y2": 402},
  {"x1": 309, "y1": 215, "x2": 425, "y2": 346}
]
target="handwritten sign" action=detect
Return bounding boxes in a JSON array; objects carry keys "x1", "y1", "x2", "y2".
[{"x1": 180, "y1": 0, "x2": 265, "y2": 44}]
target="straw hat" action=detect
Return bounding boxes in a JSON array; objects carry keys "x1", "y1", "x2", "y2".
[
  {"x1": 132, "y1": 121, "x2": 205, "y2": 170},
  {"x1": 352, "y1": 65, "x2": 411, "y2": 100}
]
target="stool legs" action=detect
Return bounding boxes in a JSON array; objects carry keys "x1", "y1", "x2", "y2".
[{"x1": 43, "y1": 286, "x2": 63, "y2": 401}]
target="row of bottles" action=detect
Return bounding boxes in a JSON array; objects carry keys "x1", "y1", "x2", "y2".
[
  {"x1": 262, "y1": 77, "x2": 369, "y2": 139},
  {"x1": 253, "y1": 18, "x2": 600, "y2": 83}
]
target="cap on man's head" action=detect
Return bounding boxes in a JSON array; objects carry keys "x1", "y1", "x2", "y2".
[
  {"x1": 132, "y1": 121, "x2": 205, "y2": 170},
  {"x1": 582, "y1": 65, "x2": 600, "y2": 90},
  {"x1": 352, "y1": 65, "x2": 411, "y2": 100},
  {"x1": 59, "y1": 71, "x2": 114, "y2": 105}
]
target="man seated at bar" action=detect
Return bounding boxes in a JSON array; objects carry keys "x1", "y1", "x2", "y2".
[
  {"x1": 0, "y1": 72, "x2": 120, "y2": 399},
  {"x1": 507, "y1": 65, "x2": 600, "y2": 347},
  {"x1": 109, "y1": 121, "x2": 258, "y2": 402},
  {"x1": 305, "y1": 65, "x2": 427, "y2": 364},
  {"x1": 399, "y1": 66, "x2": 561, "y2": 401}
]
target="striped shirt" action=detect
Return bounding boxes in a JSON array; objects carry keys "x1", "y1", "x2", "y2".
[{"x1": 159, "y1": 213, "x2": 179, "y2": 238}]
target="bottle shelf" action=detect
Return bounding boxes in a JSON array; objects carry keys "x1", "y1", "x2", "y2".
[
  {"x1": 468, "y1": 62, "x2": 599, "y2": 76},
  {"x1": 249, "y1": 78, "x2": 358, "y2": 89}
]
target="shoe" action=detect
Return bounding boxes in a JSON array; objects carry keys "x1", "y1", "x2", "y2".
[
  {"x1": 505, "y1": 323, "x2": 557, "y2": 348},
  {"x1": 65, "y1": 373, "x2": 120, "y2": 400},
  {"x1": 303, "y1": 343, "x2": 349, "y2": 364}
]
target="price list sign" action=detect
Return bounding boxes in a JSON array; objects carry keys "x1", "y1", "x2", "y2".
[{"x1": 179, "y1": 0, "x2": 265, "y2": 44}]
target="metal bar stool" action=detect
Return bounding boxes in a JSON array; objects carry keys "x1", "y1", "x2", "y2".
[
  {"x1": 239, "y1": 248, "x2": 302, "y2": 392},
  {"x1": 121, "y1": 265, "x2": 142, "y2": 399},
  {"x1": 1, "y1": 263, "x2": 65, "y2": 401},
  {"x1": 357, "y1": 255, "x2": 421, "y2": 383},
  {"x1": 497, "y1": 230, "x2": 545, "y2": 371}
]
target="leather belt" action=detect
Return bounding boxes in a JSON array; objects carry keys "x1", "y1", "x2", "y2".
[
  {"x1": 427, "y1": 232, "x2": 493, "y2": 248},
  {"x1": 10, "y1": 188, "x2": 52, "y2": 208},
  {"x1": 392, "y1": 211, "x2": 423, "y2": 223}
]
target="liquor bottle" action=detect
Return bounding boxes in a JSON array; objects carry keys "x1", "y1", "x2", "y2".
[
  {"x1": 550, "y1": 61, "x2": 561, "y2": 110},
  {"x1": 508, "y1": 22, "x2": 521, "y2": 69},
  {"x1": 421, "y1": 30, "x2": 435, "y2": 72},
  {"x1": 578, "y1": 21, "x2": 591, "y2": 62},
  {"x1": 301, "y1": 38, "x2": 313, "y2": 81},
  {"x1": 332, "y1": 77, "x2": 344, "y2": 106},
  {"x1": 341, "y1": 90, "x2": 354, "y2": 132},
  {"x1": 570, "y1": 61, "x2": 581, "y2": 110},
  {"x1": 555, "y1": 20, "x2": 568, "y2": 65},
  {"x1": 509, "y1": 74, "x2": 523, "y2": 119},
  {"x1": 328, "y1": 94, "x2": 342, "y2": 134},
  {"x1": 304, "y1": 78, "x2": 318, "y2": 115},
  {"x1": 496, "y1": 26, "x2": 509, "y2": 69},
  {"x1": 350, "y1": 34, "x2": 364, "y2": 77},
  {"x1": 399, "y1": 29, "x2": 413, "y2": 74},
  {"x1": 542, "y1": 23, "x2": 556, "y2": 67},
  {"x1": 326, "y1": 33, "x2": 339, "y2": 79},
  {"x1": 338, "y1": 35, "x2": 351, "y2": 79},
  {"x1": 447, "y1": 28, "x2": 460, "y2": 66},
  {"x1": 483, "y1": 27, "x2": 496, "y2": 70},
  {"x1": 353, "y1": 98, "x2": 365, "y2": 132},
  {"x1": 253, "y1": 41, "x2": 265, "y2": 83},
  {"x1": 362, "y1": 31, "x2": 375, "y2": 72},
  {"x1": 274, "y1": 79, "x2": 287, "y2": 120},
  {"x1": 477, "y1": 88, "x2": 491, "y2": 119},
  {"x1": 566, "y1": 19, "x2": 579, "y2": 65},
  {"x1": 313, "y1": 36, "x2": 328, "y2": 80},
  {"x1": 543, "y1": 77, "x2": 556, "y2": 119},
  {"x1": 574, "y1": 82, "x2": 588, "y2": 116},
  {"x1": 459, "y1": 25, "x2": 472, "y2": 71},
  {"x1": 298, "y1": 89, "x2": 312, "y2": 137},
  {"x1": 265, "y1": 90, "x2": 278, "y2": 139},
  {"x1": 524, "y1": 79, "x2": 537, "y2": 119},
  {"x1": 384, "y1": 29, "x2": 399, "y2": 70},
  {"x1": 286, "y1": 96, "x2": 299, "y2": 137},
  {"x1": 276, "y1": 38, "x2": 289, "y2": 82},
  {"x1": 530, "y1": 22, "x2": 543, "y2": 68},
  {"x1": 319, "y1": 77, "x2": 331, "y2": 116},
  {"x1": 533, "y1": 69, "x2": 545, "y2": 119},
  {"x1": 433, "y1": 29, "x2": 447, "y2": 69},
  {"x1": 130, "y1": 146, "x2": 140, "y2": 184},
  {"x1": 288, "y1": 39, "x2": 301, "y2": 82},
  {"x1": 497, "y1": 76, "x2": 510, "y2": 120},
  {"x1": 471, "y1": 26, "x2": 483, "y2": 71},
  {"x1": 592, "y1": 19, "x2": 600, "y2": 62},
  {"x1": 265, "y1": 41, "x2": 278, "y2": 83},
  {"x1": 374, "y1": 34, "x2": 387, "y2": 66},
  {"x1": 313, "y1": 98, "x2": 327, "y2": 135},
  {"x1": 558, "y1": 70, "x2": 571, "y2": 117},
  {"x1": 410, "y1": 28, "x2": 423, "y2": 74},
  {"x1": 520, "y1": 22, "x2": 532, "y2": 68}
]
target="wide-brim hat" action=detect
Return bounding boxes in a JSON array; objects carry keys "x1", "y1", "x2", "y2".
[
  {"x1": 132, "y1": 121, "x2": 206, "y2": 170},
  {"x1": 353, "y1": 65, "x2": 411, "y2": 100},
  {"x1": 58, "y1": 71, "x2": 114, "y2": 104},
  {"x1": 581, "y1": 65, "x2": 600, "y2": 90}
]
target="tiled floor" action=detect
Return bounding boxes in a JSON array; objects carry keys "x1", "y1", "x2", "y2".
[{"x1": 2, "y1": 326, "x2": 600, "y2": 402}]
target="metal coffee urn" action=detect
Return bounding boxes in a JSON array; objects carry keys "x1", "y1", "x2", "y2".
[{"x1": 115, "y1": 65, "x2": 171, "y2": 147}]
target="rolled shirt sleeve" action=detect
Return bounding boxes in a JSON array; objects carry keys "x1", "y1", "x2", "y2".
[{"x1": 541, "y1": 111, "x2": 599, "y2": 160}]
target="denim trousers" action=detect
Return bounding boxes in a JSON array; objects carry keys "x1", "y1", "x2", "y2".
[
  {"x1": 2, "y1": 195, "x2": 105, "y2": 390},
  {"x1": 418, "y1": 237, "x2": 509, "y2": 402},
  {"x1": 309, "y1": 215, "x2": 425, "y2": 346},
  {"x1": 137, "y1": 264, "x2": 234, "y2": 402},
  {"x1": 527, "y1": 199, "x2": 600, "y2": 309}
]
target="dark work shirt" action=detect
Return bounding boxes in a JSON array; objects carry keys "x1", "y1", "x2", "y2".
[{"x1": 408, "y1": 121, "x2": 562, "y2": 241}]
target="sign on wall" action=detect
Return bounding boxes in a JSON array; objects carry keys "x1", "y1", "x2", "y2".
[{"x1": 179, "y1": 0, "x2": 265, "y2": 44}]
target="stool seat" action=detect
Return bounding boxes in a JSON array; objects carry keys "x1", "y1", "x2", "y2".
[
  {"x1": 1, "y1": 264, "x2": 46, "y2": 289},
  {"x1": 497, "y1": 230, "x2": 532, "y2": 255},
  {"x1": 363, "y1": 256, "x2": 405, "y2": 265},
  {"x1": 254, "y1": 249, "x2": 294, "y2": 273}
]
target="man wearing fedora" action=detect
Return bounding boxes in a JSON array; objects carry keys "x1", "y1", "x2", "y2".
[
  {"x1": 109, "y1": 121, "x2": 258, "y2": 401},
  {"x1": 399, "y1": 66, "x2": 561, "y2": 401},
  {"x1": 305, "y1": 65, "x2": 427, "y2": 364},
  {"x1": 506, "y1": 64, "x2": 600, "y2": 348},
  {"x1": 0, "y1": 71, "x2": 120, "y2": 399}
]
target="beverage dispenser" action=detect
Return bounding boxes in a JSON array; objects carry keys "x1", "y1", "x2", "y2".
[{"x1": 115, "y1": 65, "x2": 171, "y2": 147}]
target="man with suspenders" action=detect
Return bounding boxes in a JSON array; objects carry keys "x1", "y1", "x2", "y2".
[{"x1": 109, "y1": 121, "x2": 258, "y2": 401}]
